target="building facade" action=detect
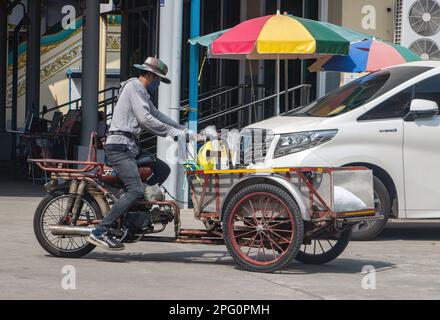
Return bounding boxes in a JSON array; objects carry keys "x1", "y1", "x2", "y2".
[
  {"x1": 1, "y1": 0, "x2": 328, "y2": 134},
  {"x1": 329, "y1": 0, "x2": 395, "y2": 41},
  {"x1": 0, "y1": 0, "x2": 407, "y2": 190}
]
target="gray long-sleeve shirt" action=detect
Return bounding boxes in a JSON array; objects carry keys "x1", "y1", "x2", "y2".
[{"x1": 106, "y1": 78, "x2": 186, "y2": 155}]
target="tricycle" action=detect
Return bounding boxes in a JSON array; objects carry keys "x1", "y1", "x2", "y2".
[{"x1": 31, "y1": 132, "x2": 381, "y2": 273}]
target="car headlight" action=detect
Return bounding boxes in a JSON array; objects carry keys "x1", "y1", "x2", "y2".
[{"x1": 274, "y1": 130, "x2": 338, "y2": 158}]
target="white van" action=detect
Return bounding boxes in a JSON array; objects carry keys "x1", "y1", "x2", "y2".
[{"x1": 248, "y1": 61, "x2": 440, "y2": 240}]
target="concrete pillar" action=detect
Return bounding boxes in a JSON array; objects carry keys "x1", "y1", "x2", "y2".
[
  {"x1": 0, "y1": 0, "x2": 7, "y2": 132},
  {"x1": 157, "y1": 0, "x2": 184, "y2": 202},
  {"x1": 25, "y1": 0, "x2": 41, "y2": 116},
  {"x1": 80, "y1": 0, "x2": 100, "y2": 146},
  {"x1": 120, "y1": 7, "x2": 129, "y2": 81}
]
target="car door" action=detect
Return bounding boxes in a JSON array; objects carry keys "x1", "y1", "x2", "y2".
[
  {"x1": 357, "y1": 86, "x2": 412, "y2": 218},
  {"x1": 403, "y1": 74, "x2": 440, "y2": 218}
]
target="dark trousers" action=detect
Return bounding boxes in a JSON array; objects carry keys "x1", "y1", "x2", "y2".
[{"x1": 96, "y1": 149, "x2": 170, "y2": 233}]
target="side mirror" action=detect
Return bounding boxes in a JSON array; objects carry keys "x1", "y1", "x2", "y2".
[{"x1": 404, "y1": 99, "x2": 439, "y2": 122}]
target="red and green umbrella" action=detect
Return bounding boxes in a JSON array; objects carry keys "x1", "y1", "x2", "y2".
[
  {"x1": 190, "y1": 13, "x2": 370, "y2": 60},
  {"x1": 189, "y1": 13, "x2": 371, "y2": 114}
]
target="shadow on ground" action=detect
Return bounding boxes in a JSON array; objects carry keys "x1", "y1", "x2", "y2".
[
  {"x1": 76, "y1": 250, "x2": 395, "y2": 275},
  {"x1": 378, "y1": 221, "x2": 440, "y2": 241}
]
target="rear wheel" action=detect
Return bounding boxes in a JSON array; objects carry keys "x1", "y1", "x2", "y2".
[
  {"x1": 33, "y1": 190, "x2": 102, "y2": 258},
  {"x1": 223, "y1": 184, "x2": 304, "y2": 273},
  {"x1": 295, "y1": 226, "x2": 352, "y2": 265}
]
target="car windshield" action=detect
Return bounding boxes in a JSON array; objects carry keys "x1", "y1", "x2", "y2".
[{"x1": 285, "y1": 66, "x2": 432, "y2": 118}]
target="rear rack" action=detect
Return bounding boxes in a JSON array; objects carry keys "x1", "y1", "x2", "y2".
[{"x1": 29, "y1": 159, "x2": 104, "y2": 173}]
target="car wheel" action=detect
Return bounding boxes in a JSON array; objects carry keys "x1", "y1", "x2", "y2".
[{"x1": 351, "y1": 176, "x2": 391, "y2": 241}]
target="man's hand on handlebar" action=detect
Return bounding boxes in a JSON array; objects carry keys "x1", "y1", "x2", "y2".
[{"x1": 173, "y1": 131, "x2": 205, "y2": 143}]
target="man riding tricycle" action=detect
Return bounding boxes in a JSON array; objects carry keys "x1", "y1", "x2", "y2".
[{"x1": 31, "y1": 57, "x2": 381, "y2": 273}]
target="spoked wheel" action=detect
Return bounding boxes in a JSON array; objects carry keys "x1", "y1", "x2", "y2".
[
  {"x1": 295, "y1": 226, "x2": 352, "y2": 265},
  {"x1": 33, "y1": 190, "x2": 102, "y2": 258},
  {"x1": 223, "y1": 184, "x2": 303, "y2": 273}
]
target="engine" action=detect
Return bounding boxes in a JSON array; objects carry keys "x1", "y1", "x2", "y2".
[
  {"x1": 123, "y1": 205, "x2": 175, "y2": 238},
  {"x1": 124, "y1": 211, "x2": 152, "y2": 233}
]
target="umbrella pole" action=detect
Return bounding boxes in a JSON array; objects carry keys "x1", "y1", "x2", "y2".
[
  {"x1": 274, "y1": 4, "x2": 281, "y2": 115},
  {"x1": 275, "y1": 58, "x2": 280, "y2": 115},
  {"x1": 284, "y1": 59, "x2": 288, "y2": 110}
]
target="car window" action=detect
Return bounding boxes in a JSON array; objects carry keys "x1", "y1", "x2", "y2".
[
  {"x1": 358, "y1": 86, "x2": 414, "y2": 121},
  {"x1": 284, "y1": 66, "x2": 431, "y2": 118},
  {"x1": 415, "y1": 74, "x2": 440, "y2": 106}
]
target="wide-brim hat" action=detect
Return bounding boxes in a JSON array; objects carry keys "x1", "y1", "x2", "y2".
[{"x1": 134, "y1": 57, "x2": 171, "y2": 84}]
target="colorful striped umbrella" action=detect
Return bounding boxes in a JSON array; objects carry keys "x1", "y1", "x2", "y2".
[
  {"x1": 190, "y1": 13, "x2": 370, "y2": 60},
  {"x1": 309, "y1": 39, "x2": 421, "y2": 73},
  {"x1": 189, "y1": 13, "x2": 371, "y2": 114}
]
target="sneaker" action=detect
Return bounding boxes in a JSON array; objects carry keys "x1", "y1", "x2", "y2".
[
  {"x1": 145, "y1": 184, "x2": 165, "y2": 202},
  {"x1": 87, "y1": 229, "x2": 125, "y2": 251}
]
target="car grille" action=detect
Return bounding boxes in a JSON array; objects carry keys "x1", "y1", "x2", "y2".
[{"x1": 238, "y1": 129, "x2": 275, "y2": 167}]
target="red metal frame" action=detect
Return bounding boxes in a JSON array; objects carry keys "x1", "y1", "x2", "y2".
[
  {"x1": 30, "y1": 133, "x2": 374, "y2": 247},
  {"x1": 186, "y1": 167, "x2": 376, "y2": 221}
]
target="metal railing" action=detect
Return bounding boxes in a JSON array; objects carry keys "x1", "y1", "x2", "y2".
[
  {"x1": 141, "y1": 84, "x2": 251, "y2": 151},
  {"x1": 199, "y1": 84, "x2": 312, "y2": 128},
  {"x1": 41, "y1": 86, "x2": 120, "y2": 117},
  {"x1": 42, "y1": 84, "x2": 238, "y2": 118},
  {"x1": 179, "y1": 85, "x2": 233, "y2": 106},
  {"x1": 140, "y1": 84, "x2": 311, "y2": 153},
  {"x1": 180, "y1": 84, "x2": 249, "y2": 123},
  {"x1": 41, "y1": 82, "x2": 311, "y2": 153}
]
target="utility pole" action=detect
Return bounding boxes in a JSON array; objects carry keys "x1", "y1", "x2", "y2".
[{"x1": 80, "y1": 0, "x2": 100, "y2": 147}]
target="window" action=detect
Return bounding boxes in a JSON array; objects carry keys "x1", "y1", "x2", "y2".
[
  {"x1": 358, "y1": 87, "x2": 413, "y2": 121},
  {"x1": 415, "y1": 74, "x2": 440, "y2": 106},
  {"x1": 285, "y1": 66, "x2": 431, "y2": 118}
]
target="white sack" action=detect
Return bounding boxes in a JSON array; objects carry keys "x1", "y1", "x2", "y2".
[{"x1": 334, "y1": 186, "x2": 367, "y2": 212}]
